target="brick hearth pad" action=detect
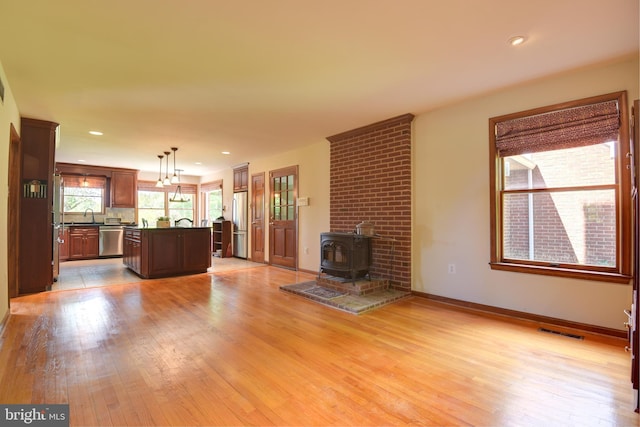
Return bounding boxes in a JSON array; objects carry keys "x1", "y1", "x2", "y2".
[{"x1": 279, "y1": 281, "x2": 411, "y2": 315}]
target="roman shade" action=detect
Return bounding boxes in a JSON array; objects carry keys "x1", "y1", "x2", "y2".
[
  {"x1": 495, "y1": 100, "x2": 620, "y2": 157},
  {"x1": 201, "y1": 180, "x2": 222, "y2": 192},
  {"x1": 63, "y1": 175, "x2": 106, "y2": 188}
]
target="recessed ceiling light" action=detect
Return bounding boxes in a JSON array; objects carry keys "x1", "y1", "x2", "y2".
[
  {"x1": 222, "y1": 151, "x2": 230, "y2": 155},
  {"x1": 89, "y1": 130, "x2": 103, "y2": 136},
  {"x1": 77, "y1": 159, "x2": 86, "y2": 162},
  {"x1": 508, "y1": 36, "x2": 526, "y2": 46},
  {"x1": 195, "y1": 162, "x2": 202, "y2": 165}
]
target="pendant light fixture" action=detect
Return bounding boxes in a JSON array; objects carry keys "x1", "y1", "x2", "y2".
[
  {"x1": 170, "y1": 169, "x2": 186, "y2": 202},
  {"x1": 163, "y1": 151, "x2": 171, "y2": 186},
  {"x1": 171, "y1": 147, "x2": 179, "y2": 184},
  {"x1": 82, "y1": 174, "x2": 89, "y2": 187},
  {"x1": 156, "y1": 154, "x2": 164, "y2": 188}
]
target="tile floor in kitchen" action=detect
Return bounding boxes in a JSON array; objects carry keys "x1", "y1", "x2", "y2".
[{"x1": 53, "y1": 256, "x2": 265, "y2": 291}]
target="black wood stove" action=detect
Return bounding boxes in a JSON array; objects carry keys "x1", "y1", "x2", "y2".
[{"x1": 319, "y1": 232, "x2": 372, "y2": 282}]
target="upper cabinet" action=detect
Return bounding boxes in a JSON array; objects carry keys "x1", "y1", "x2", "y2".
[
  {"x1": 56, "y1": 163, "x2": 138, "y2": 208},
  {"x1": 233, "y1": 164, "x2": 249, "y2": 192},
  {"x1": 111, "y1": 170, "x2": 137, "y2": 208}
]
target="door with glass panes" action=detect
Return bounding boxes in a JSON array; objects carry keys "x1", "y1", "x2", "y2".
[{"x1": 269, "y1": 165, "x2": 297, "y2": 269}]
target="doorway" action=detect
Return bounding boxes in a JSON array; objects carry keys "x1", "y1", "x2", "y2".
[{"x1": 268, "y1": 165, "x2": 298, "y2": 270}]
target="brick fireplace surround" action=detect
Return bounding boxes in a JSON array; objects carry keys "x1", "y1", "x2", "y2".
[{"x1": 326, "y1": 113, "x2": 414, "y2": 292}]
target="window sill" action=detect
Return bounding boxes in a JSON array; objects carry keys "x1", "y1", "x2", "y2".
[{"x1": 489, "y1": 262, "x2": 632, "y2": 284}]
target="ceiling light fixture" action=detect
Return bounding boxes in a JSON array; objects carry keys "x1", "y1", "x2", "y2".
[
  {"x1": 156, "y1": 154, "x2": 164, "y2": 188},
  {"x1": 82, "y1": 175, "x2": 89, "y2": 187},
  {"x1": 170, "y1": 169, "x2": 186, "y2": 202},
  {"x1": 163, "y1": 151, "x2": 171, "y2": 186},
  {"x1": 89, "y1": 130, "x2": 103, "y2": 136},
  {"x1": 222, "y1": 151, "x2": 230, "y2": 155},
  {"x1": 171, "y1": 147, "x2": 179, "y2": 184},
  {"x1": 508, "y1": 35, "x2": 526, "y2": 46}
]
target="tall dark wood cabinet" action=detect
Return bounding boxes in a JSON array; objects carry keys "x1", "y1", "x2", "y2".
[{"x1": 18, "y1": 118, "x2": 58, "y2": 294}]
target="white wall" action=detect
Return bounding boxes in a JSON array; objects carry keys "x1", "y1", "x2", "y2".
[
  {"x1": 0, "y1": 60, "x2": 20, "y2": 322},
  {"x1": 201, "y1": 140, "x2": 330, "y2": 272},
  {"x1": 413, "y1": 55, "x2": 639, "y2": 330}
]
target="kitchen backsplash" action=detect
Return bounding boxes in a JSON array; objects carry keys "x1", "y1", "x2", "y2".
[{"x1": 64, "y1": 207, "x2": 136, "y2": 224}]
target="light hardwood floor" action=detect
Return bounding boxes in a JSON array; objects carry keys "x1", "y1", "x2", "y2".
[{"x1": 2, "y1": 265, "x2": 639, "y2": 426}]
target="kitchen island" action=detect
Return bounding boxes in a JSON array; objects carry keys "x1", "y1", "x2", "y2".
[{"x1": 123, "y1": 226, "x2": 212, "y2": 278}]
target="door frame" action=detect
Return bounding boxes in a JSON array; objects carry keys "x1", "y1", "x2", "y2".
[{"x1": 8, "y1": 123, "x2": 21, "y2": 300}]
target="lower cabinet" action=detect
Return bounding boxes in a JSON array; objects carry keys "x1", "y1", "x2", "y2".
[
  {"x1": 59, "y1": 228, "x2": 70, "y2": 261},
  {"x1": 68, "y1": 226, "x2": 99, "y2": 259},
  {"x1": 123, "y1": 227, "x2": 211, "y2": 278},
  {"x1": 123, "y1": 228, "x2": 142, "y2": 273}
]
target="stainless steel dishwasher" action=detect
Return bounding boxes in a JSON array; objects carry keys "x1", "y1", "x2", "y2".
[{"x1": 99, "y1": 225, "x2": 124, "y2": 256}]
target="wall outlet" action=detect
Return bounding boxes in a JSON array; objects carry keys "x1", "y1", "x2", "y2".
[{"x1": 448, "y1": 263, "x2": 456, "y2": 274}]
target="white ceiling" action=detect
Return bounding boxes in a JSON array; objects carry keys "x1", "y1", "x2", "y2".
[{"x1": 0, "y1": 0, "x2": 638, "y2": 178}]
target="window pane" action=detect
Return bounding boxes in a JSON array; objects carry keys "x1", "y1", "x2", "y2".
[
  {"x1": 169, "y1": 194, "x2": 194, "y2": 222},
  {"x1": 63, "y1": 187, "x2": 103, "y2": 213},
  {"x1": 503, "y1": 143, "x2": 616, "y2": 191},
  {"x1": 138, "y1": 191, "x2": 164, "y2": 209},
  {"x1": 503, "y1": 189, "x2": 616, "y2": 267},
  {"x1": 208, "y1": 189, "x2": 222, "y2": 219}
]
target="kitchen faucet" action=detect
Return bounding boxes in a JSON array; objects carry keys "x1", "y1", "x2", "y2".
[{"x1": 84, "y1": 208, "x2": 95, "y2": 223}]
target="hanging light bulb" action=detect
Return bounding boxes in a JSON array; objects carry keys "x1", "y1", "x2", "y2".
[
  {"x1": 82, "y1": 175, "x2": 89, "y2": 187},
  {"x1": 156, "y1": 154, "x2": 164, "y2": 188},
  {"x1": 163, "y1": 151, "x2": 171, "y2": 186},
  {"x1": 171, "y1": 147, "x2": 179, "y2": 184}
]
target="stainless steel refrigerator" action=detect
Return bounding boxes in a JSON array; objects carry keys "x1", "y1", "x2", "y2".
[
  {"x1": 52, "y1": 174, "x2": 64, "y2": 281},
  {"x1": 232, "y1": 191, "x2": 248, "y2": 258}
]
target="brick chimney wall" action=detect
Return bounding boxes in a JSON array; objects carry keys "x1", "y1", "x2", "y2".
[{"x1": 326, "y1": 113, "x2": 414, "y2": 291}]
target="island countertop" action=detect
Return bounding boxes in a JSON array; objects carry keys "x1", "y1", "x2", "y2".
[{"x1": 123, "y1": 226, "x2": 212, "y2": 278}]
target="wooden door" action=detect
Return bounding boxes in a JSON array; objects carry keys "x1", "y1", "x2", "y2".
[
  {"x1": 269, "y1": 166, "x2": 298, "y2": 270},
  {"x1": 251, "y1": 172, "x2": 265, "y2": 263}
]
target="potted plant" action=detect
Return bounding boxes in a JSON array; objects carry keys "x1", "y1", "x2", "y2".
[{"x1": 156, "y1": 216, "x2": 171, "y2": 228}]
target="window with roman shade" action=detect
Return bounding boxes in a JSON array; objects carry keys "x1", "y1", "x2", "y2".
[{"x1": 489, "y1": 91, "x2": 631, "y2": 283}]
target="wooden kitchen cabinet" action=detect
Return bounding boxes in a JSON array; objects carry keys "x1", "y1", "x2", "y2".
[
  {"x1": 68, "y1": 226, "x2": 99, "y2": 259},
  {"x1": 111, "y1": 170, "x2": 137, "y2": 208},
  {"x1": 233, "y1": 165, "x2": 248, "y2": 191},
  {"x1": 123, "y1": 228, "x2": 142, "y2": 273},
  {"x1": 212, "y1": 220, "x2": 231, "y2": 257},
  {"x1": 123, "y1": 226, "x2": 211, "y2": 278},
  {"x1": 58, "y1": 228, "x2": 70, "y2": 261},
  {"x1": 19, "y1": 118, "x2": 58, "y2": 294}
]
